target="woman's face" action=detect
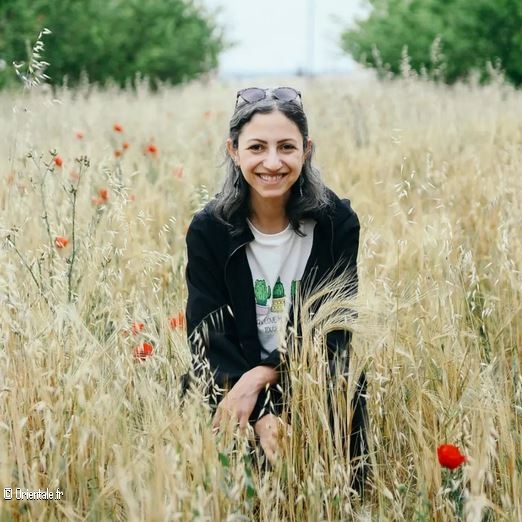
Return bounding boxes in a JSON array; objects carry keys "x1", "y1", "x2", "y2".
[{"x1": 228, "y1": 110, "x2": 310, "y2": 208}]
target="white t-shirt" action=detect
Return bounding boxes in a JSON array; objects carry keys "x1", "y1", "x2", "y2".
[{"x1": 246, "y1": 219, "x2": 316, "y2": 360}]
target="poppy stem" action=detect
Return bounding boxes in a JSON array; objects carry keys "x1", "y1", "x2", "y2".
[
  {"x1": 67, "y1": 161, "x2": 84, "y2": 303},
  {"x1": 31, "y1": 153, "x2": 56, "y2": 286}
]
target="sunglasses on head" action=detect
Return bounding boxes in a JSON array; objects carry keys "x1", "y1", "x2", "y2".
[{"x1": 235, "y1": 87, "x2": 302, "y2": 107}]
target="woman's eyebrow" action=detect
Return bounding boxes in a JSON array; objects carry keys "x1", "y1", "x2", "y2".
[{"x1": 245, "y1": 138, "x2": 298, "y2": 144}]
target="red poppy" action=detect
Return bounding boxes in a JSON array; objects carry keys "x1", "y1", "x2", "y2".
[
  {"x1": 146, "y1": 143, "x2": 158, "y2": 154},
  {"x1": 122, "y1": 141, "x2": 130, "y2": 150},
  {"x1": 114, "y1": 149, "x2": 123, "y2": 158},
  {"x1": 54, "y1": 155, "x2": 63, "y2": 167},
  {"x1": 91, "y1": 189, "x2": 108, "y2": 206},
  {"x1": 133, "y1": 341, "x2": 153, "y2": 361},
  {"x1": 113, "y1": 123, "x2": 123, "y2": 132},
  {"x1": 437, "y1": 444, "x2": 466, "y2": 470},
  {"x1": 76, "y1": 131, "x2": 84, "y2": 140},
  {"x1": 98, "y1": 188, "x2": 109, "y2": 202},
  {"x1": 55, "y1": 235, "x2": 69, "y2": 248},
  {"x1": 169, "y1": 311, "x2": 186, "y2": 330},
  {"x1": 131, "y1": 322, "x2": 144, "y2": 335}
]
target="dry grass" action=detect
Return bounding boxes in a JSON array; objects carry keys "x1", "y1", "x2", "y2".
[{"x1": 0, "y1": 74, "x2": 521, "y2": 521}]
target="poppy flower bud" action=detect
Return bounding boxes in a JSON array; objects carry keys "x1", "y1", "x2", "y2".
[{"x1": 55, "y1": 235, "x2": 69, "y2": 248}]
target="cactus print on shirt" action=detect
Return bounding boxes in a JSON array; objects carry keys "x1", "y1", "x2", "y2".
[{"x1": 246, "y1": 219, "x2": 315, "y2": 360}]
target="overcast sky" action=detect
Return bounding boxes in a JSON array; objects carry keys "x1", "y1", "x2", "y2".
[{"x1": 201, "y1": 0, "x2": 368, "y2": 76}]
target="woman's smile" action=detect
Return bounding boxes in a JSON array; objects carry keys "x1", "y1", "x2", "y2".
[{"x1": 257, "y1": 173, "x2": 285, "y2": 184}]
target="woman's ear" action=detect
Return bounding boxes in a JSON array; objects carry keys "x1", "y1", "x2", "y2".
[{"x1": 226, "y1": 138, "x2": 239, "y2": 165}]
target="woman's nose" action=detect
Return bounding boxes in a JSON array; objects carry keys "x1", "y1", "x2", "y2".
[{"x1": 262, "y1": 150, "x2": 283, "y2": 170}]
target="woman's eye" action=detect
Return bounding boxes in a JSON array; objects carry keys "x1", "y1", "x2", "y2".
[
  {"x1": 248, "y1": 144, "x2": 263, "y2": 151},
  {"x1": 281, "y1": 143, "x2": 296, "y2": 151}
]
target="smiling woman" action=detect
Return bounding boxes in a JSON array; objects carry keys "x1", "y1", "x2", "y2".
[{"x1": 184, "y1": 87, "x2": 368, "y2": 493}]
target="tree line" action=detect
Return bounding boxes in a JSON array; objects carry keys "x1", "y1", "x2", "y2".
[
  {"x1": 341, "y1": 0, "x2": 522, "y2": 86},
  {"x1": 0, "y1": 0, "x2": 224, "y2": 89},
  {"x1": 1, "y1": 0, "x2": 521, "y2": 89}
]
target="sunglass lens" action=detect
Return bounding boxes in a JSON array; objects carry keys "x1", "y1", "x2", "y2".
[
  {"x1": 273, "y1": 87, "x2": 300, "y2": 102},
  {"x1": 239, "y1": 87, "x2": 266, "y2": 103}
]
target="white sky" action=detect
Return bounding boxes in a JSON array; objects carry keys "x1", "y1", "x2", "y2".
[{"x1": 201, "y1": 0, "x2": 368, "y2": 76}]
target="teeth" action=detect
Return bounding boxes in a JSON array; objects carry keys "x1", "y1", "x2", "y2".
[{"x1": 259, "y1": 175, "x2": 283, "y2": 183}]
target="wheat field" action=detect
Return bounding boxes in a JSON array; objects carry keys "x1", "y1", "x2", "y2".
[{"x1": 0, "y1": 74, "x2": 521, "y2": 521}]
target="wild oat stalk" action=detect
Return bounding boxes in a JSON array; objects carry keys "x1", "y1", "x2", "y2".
[{"x1": 12, "y1": 28, "x2": 52, "y2": 90}]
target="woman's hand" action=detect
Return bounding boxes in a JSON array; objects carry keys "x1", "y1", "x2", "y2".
[
  {"x1": 212, "y1": 365, "x2": 278, "y2": 430},
  {"x1": 212, "y1": 375, "x2": 259, "y2": 430},
  {"x1": 254, "y1": 413, "x2": 286, "y2": 465}
]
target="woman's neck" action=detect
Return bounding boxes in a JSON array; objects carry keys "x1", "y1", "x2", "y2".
[{"x1": 249, "y1": 197, "x2": 289, "y2": 234}]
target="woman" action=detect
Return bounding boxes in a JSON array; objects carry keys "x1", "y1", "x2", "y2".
[{"x1": 185, "y1": 87, "x2": 367, "y2": 491}]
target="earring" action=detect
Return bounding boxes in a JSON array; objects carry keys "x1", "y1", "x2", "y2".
[{"x1": 298, "y1": 175, "x2": 304, "y2": 197}]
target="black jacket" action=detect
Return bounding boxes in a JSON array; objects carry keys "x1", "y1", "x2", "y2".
[{"x1": 185, "y1": 188, "x2": 360, "y2": 419}]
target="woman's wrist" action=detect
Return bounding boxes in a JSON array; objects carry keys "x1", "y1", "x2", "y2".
[{"x1": 244, "y1": 365, "x2": 278, "y2": 392}]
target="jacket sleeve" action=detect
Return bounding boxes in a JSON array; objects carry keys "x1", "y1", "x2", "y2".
[
  {"x1": 185, "y1": 213, "x2": 283, "y2": 422},
  {"x1": 325, "y1": 202, "x2": 360, "y2": 357},
  {"x1": 185, "y1": 214, "x2": 252, "y2": 386}
]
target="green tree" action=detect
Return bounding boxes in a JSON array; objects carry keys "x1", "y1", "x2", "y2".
[
  {"x1": 341, "y1": 0, "x2": 522, "y2": 85},
  {"x1": 0, "y1": 0, "x2": 225, "y2": 89}
]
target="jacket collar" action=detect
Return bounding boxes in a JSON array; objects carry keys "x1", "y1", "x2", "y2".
[
  {"x1": 225, "y1": 209, "x2": 335, "y2": 260},
  {"x1": 228, "y1": 224, "x2": 254, "y2": 256},
  {"x1": 222, "y1": 187, "x2": 349, "y2": 260}
]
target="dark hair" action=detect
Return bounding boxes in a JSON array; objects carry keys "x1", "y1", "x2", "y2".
[{"x1": 211, "y1": 94, "x2": 330, "y2": 235}]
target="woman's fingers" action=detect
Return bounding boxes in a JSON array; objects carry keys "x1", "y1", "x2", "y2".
[
  {"x1": 212, "y1": 380, "x2": 259, "y2": 431},
  {"x1": 254, "y1": 414, "x2": 285, "y2": 464},
  {"x1": 260, "y1": 441, "x2": 278, "y2": 464},
  {"x1": 238, "y1": 412, "x2": 250, "y2": 430},
  {"x1": 259, "y1": 430, "x2": 279, "y2": 465},
  {"x1": 212, "y1": 402, "x2": 251, "y2": 431},
  {"x1": 214, "y1": 411, "x2": 286, "y2": 466}
]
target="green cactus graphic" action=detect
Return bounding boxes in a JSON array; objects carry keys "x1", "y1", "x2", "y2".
[
  {"x1": 271, "y1": 277, "x2": 286, "y2": 312},
  {"x1": 291, "y1": 279, "x2": 300, "y2": 300},
  {"x1": 273, "y1": 277, "x2": 285, "y2": 298},
  {"x1": 254, "y1": 279, "x2": 271, "y2": 306}
]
